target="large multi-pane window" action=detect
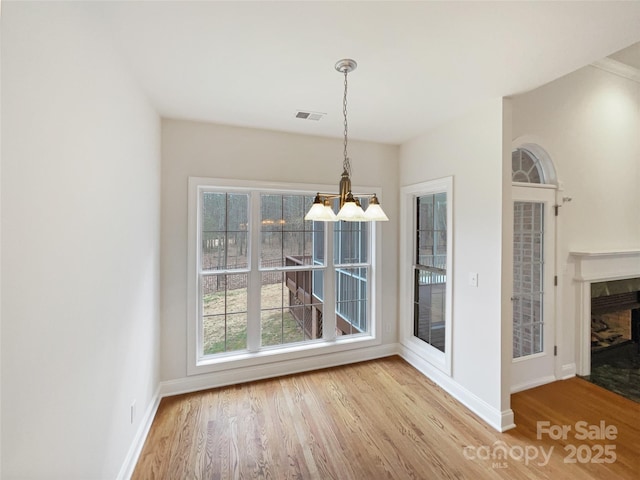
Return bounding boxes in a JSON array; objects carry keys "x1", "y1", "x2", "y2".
[{"x1": 190, "y1": 179, "x2": 377, "y2": 368}]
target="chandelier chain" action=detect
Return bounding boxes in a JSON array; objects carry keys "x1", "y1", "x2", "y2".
[
  {"x1": 304, "y1": 59, "x2": 388, "y2": 222},
  {"x1": 342, "y1": 69, "x2": 351, "y2": 176}
]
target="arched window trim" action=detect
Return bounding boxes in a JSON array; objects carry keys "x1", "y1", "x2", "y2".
[
  {"x1": 511, "y1": 142, "x2": 558, "y2": 186},
  {"x1": 512, "y1": 148, "x2": 544, "y2": 183}
]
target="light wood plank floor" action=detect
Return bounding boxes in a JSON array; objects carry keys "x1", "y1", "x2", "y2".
[{"x1": 133, "y1": 356, "x2": 639, "y2": 479}]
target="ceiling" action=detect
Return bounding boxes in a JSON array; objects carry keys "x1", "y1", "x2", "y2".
[
  {"x1": 608, "y1": 41, "x2": 640, "y2": 70},
  {"x1": 92, "y1": 1, "x2": 640, "y2": 145}
]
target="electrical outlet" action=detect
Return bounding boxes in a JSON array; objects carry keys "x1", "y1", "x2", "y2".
[
  {"x1": 469, "y1": 272, "x2": 478, "y2": 288},
  {"x1": 130, "y1": 401, "x2": 136, "y2": 424}
]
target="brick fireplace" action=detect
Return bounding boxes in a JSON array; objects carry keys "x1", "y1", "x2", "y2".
[{"x1": 572, "y1": 250, "x2": 640, "y2": 376}]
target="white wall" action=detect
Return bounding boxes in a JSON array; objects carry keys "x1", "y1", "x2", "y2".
[
  {"x1": 500, "y1": 100, "x2": 515, "y2": 417},
  {"x1": 0, "y1": 8, "x2": 3, "y2": 474},
  {"x1": 512, "y1": 65, "x2": 640, "y2": 375},
  {"x1": 1, "y1": 3, "x2": 161, "y2": 479},
  {"x1": 399, "y1": 98, "x2": 512, "y2": 428},
  {"x1": 160, "y1": 118, "x2": 398, "y2": 383}
]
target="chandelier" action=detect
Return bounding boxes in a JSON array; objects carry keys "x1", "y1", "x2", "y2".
[{"x1": 304, "y1": 59, "x2": 389, "y2": 222}]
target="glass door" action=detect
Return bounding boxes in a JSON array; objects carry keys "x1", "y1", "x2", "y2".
[{"x1": 511, "y1": 186, "x2": 556, "y2": 392}]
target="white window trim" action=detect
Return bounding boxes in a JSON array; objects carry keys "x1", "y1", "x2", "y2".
[
  {"x1": 187, "y1": 176, "x2": 383, "y2": 376},
  {"x1": 399, "y1": 176, "x2": 453, "y2": 376},
  {"x1": 511, "y1": 139, "x2": 558, "y2": 186}
]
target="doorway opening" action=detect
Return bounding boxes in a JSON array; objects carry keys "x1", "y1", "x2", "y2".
[{"x1": 511, "y1": 146, "x2": 558, "y2": 392}]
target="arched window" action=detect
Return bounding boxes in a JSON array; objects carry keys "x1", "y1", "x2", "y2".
[{"x1": 512, "y1": 148, "x2": 545, "y2": 184}]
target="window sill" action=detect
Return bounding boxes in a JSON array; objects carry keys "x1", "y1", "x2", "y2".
[{"x1": 188, "y1": 334, "x2": 380, "y2": 376}]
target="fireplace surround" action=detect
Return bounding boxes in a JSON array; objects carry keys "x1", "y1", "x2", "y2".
[
  {"x1": 572, "y1": 249, "x2": 640, "y2": 376},
  {"x1": 591, "y1": 279, "x2": 640, "y2": 357}
]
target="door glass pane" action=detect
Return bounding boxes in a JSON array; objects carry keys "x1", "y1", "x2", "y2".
[{"x1": 513, "y1": 201, "x2": 544, "y2": 358}]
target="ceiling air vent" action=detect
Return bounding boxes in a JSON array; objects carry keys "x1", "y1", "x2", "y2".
[{"x1": 295, "y1": 110, "x2": 325, "y2": 121}]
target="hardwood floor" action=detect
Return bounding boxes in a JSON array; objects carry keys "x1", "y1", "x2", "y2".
[{"x1": 132, "y1": 356, "x2": 639, "y2": 479}]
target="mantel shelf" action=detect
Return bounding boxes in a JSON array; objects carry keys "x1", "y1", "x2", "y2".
[
  {"x1": 570, "y1": 249, "x2": 640, "y2": 257},
  {"x1": 571, "y1": 249, "x2": 640, "y2": 283}
]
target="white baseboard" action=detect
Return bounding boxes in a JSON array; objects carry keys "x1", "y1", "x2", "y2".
[
  {"x1": 399, "y1": 345, "x2": 515, "y2": 432},
  {"x1": 560, "y1": 362, "x2": 577, "y2": 380},
  {"x1": 511, "y1": 375, "x2": 557, "y2": 394},
  {"x1": 160, "y1": 343, "x2": 398, "y2": 397},
  {"x1": 116, "y1": 387, "x2": 161, "y2": 480}
]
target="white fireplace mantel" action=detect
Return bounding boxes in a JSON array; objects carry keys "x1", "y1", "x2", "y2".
[
  {"x1": 570, "y1": 249, "x2": 640, "y2": 376},
  {"x1": 571, "y1": 249, "x2": 640, "y2": 282}
]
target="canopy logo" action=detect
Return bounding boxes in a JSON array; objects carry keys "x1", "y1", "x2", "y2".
[
  {"x1": 462, "y1": 441, "x2": 553, "y2": 468},
  {"x1": 462, "y1": 420, "x2": 618, "y2": 468}
]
